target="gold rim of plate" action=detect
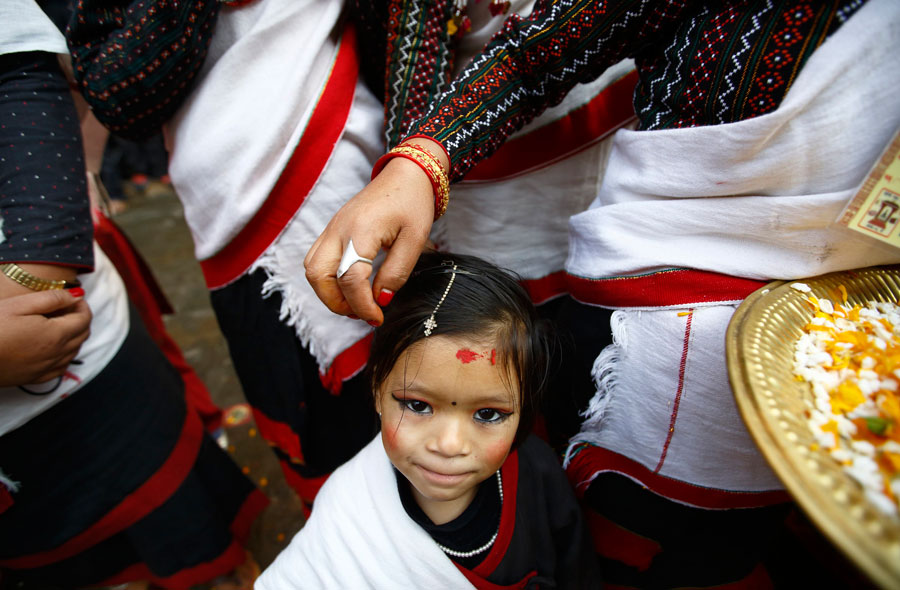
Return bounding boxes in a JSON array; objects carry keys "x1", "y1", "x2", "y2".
[{"x1": 726, "y1": 265, "x2": 900, "y2": 589}]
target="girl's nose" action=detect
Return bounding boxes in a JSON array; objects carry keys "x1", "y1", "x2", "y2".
[{"x1": 429, "y1": 416, "x2": 469, "y2": 457}]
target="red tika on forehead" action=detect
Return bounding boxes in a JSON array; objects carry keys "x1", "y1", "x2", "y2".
[
  {"x1": 456, "y1": 349, "x2": 482, "y2": 364},
  {"x1": 455, "y1": 348, "x2": 499, "y2": 365}
]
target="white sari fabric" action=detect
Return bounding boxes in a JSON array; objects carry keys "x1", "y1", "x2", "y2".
[
  {"x1": 566, "y1": 0, "x2": 900, "y2": 500},
  {"x1": 255, "y1": 436, "x2": 474, "y2": 590}
]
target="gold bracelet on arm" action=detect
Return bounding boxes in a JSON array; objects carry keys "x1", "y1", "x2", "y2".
[
  {"x1": 371, "y1": 143, "x2": 450, "y2": 220},
  {"x1": 0, "y1": 263, "x2": 81, "y2": 291}
]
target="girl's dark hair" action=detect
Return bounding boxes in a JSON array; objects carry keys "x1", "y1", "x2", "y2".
[{"x1": 367, "y1": 250, "x2": 555, "y2": 448}]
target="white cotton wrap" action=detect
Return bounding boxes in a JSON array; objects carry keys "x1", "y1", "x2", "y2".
[
  {"x1": 566, "y1": 0, "x2": 900, "y2": 498},
  {"x1": 256, "y1": 437, "x2": 475, "y2": 590}
]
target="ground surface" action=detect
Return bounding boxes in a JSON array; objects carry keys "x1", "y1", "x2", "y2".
[{"x1": 112, "y1": 184, "x2": 306, "y2": 583}]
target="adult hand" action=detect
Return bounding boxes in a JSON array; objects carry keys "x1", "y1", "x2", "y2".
[
  {"x1": 0, "y1": 289, "x2": 92, "y2": 387},
  {"x1": 305, "y1": 138, "x2": 449, "y2": 325}
]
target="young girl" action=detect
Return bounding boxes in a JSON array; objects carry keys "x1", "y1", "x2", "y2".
[{"x1": 257, "y1": 251, "x2": 599, "y2": 588}]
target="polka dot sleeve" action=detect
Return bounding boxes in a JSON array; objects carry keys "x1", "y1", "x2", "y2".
[{"x1": 0, "y1": 51, "x2": 93, "y2": 270}]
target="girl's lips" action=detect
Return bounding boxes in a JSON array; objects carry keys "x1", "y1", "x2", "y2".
[{"x1": 416, "y1": 464, "x2": 470, "y2": 486}]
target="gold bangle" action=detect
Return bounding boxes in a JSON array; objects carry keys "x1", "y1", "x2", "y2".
[
  {"x1": 372, "y1": 145, "x2": 450, "y2": 220},
  {"x1": 0, "y1": 263, "x2": 81, "y2": 291},
  {"x1": 401, "y1": 143, "x2": 450, "y2": 218}
]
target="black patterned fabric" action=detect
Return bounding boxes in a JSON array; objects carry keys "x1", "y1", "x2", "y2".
[
  {"x1": 0, "y1": 51, "x2": 92, "y2": 269},
  {"x1": 409, "y1": 0, "x2": 866, "y2": 181}
]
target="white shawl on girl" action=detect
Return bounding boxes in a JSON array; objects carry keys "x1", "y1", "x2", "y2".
[
  {"x1": 255, "y1": 436, "x2": 474, "y2": 590},
  {"x1": 565, "y1": 0, "x2": 900, "y2": 498}
]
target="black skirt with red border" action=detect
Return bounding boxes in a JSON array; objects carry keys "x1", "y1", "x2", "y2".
[{"x1": 0, "y1": 306, "x2": 267, "y2": 588}]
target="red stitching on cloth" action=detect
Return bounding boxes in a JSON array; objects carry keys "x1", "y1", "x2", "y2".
[{"x1": 655, "y1": 309, "x2": 693, "y2": 473}]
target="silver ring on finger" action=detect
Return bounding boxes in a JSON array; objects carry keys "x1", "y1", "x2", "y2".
[{"x1": 336, "y1": 238, "x2": 374, "y2": 279}]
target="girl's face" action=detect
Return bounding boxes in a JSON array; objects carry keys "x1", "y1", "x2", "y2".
[{"x1": 376, "y1": 334, "x2": 520, "y2": 525}]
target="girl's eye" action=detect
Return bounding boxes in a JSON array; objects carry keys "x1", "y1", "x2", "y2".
[
  {"x1": 474, "y1": 408, "x2": 511, "y2": 424},
  {"x1": 393, "y1": 394, "x2": 432, "y2": 415}
]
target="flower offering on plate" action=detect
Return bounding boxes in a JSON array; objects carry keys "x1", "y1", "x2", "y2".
[{"x1": 726, "y1": 266, "x2": 900, "y2": 588}]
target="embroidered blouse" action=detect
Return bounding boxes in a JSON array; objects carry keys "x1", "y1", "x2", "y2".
[{"x1": 406, "y1": 0, "x2": 866, "y2": 182}]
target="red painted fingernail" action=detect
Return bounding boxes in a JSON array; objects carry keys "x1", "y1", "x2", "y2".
[
  {"x1": 348, "y1": 314, "x2": 359, "y2": 320},
  {"x1": 376, "y1": 289, "x2": 394, "y2": 307},
  {"x1": 68, "y1": 287, "x2": 85, "y2": 298},
  {"x1": 367, "y1": 320, "x2": 381, "y2": 328}
]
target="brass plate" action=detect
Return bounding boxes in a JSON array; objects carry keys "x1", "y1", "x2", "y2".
[{"x1": 726, "y1": 265, "x2": 900, "y2": 588}]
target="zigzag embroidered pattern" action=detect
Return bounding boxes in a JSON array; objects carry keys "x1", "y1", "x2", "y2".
[
  {"x1": 409, "y1": 0, "x2": 865, "y2": 180},
  {"x1": 384, "y1": 0, "x2": 455, "y2": 148}
]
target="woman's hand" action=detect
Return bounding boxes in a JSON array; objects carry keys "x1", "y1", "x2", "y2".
[
  {"x1": 0, "y1": 289, "x2": 91, "y2": 386},
  {"x1": 304, "y1": 138, "x2": 449, "y2": 325}
]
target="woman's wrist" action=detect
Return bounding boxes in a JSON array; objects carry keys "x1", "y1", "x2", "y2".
[
  {"x1": 372, "y1": 136, "x2": 450, "y2": 220},
  {"x1": 0, "y1": 263, "x2": 80, "y2": 298}
]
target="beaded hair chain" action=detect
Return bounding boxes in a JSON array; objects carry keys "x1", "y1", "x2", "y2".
[{"x1": 423, "y1": 264, "x2": 458, "y2": 337}]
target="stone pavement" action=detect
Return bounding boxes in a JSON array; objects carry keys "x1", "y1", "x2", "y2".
[{"x1": 111, "y1": 183, "x2": 306, "y2": 584}]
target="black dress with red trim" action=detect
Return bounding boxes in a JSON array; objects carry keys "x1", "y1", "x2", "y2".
[
  {"x1": 398, "y1": 435, "x2": 601, "y2": 589},
  {"x1": 0, "y1": 307, "x2": 268, "y2": 588}
]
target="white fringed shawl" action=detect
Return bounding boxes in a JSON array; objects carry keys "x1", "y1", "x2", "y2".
[{"x1": 565, "y1": 0, "x2": 900, "y2": 498}]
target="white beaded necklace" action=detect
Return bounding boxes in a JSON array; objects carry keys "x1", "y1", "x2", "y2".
[{"x1": 435, "y1": 470, "x2": 503, "y2": 558}]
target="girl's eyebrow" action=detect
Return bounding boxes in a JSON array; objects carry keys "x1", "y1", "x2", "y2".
[{"x1": 469, "y1": 394, "x2": 516, "y2": 407}]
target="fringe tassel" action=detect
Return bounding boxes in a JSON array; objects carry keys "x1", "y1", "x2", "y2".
[
  {"x1": 251, "y1": 252, "x2": 324, "y2": 365},
  {"x1": 0, "y1": 467, "x2": 20, "y2": 493},
  {"x1": 564, "y1": 310, "x2": 629, "y2": 466}
]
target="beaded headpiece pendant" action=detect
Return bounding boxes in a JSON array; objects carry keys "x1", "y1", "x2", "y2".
[{"x1": 423, "y1": 263, "x2": 458, "y2": 337}]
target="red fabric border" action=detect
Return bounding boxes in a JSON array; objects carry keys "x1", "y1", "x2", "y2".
[
  {"x1": 199, "y1": 24, "x2": 360, "y2": 289},
  {"x1": 97, "y1": 489, "x2": 268, "y2": 589},
  {"x1": 463, "y1": 70, "x2": 638, "y2": 182},
  {"x1": 585, "y1": 510, "x2": 661, "y2": 573},
  {"x1": 251, "y1": 409, "x2": 303, "y2": 464},
  {"x1": 318, "y1": 333, "x2": 373, "y2": 395},
  {"x1": 282, "y1": 466, "x2": 329, "y2": 517},
  {"x1": 0, "y1": 408, "x2": 204, "y2": 569},
  {"x1": 566, "y1": 269, "x2": 768, "y2": 308},
  {"x1": 521, "y1": 271, "x2": 568, "y2": 305},
  {"x1": 457, "y1": 450, "x2": 534, "y2": 589},
  {"x1": 95, "y1": 211, "x2": 223, "y2": 432},
  {"x1": 0, "y1": 485, "x2": 12, "y2": 516},
  {"x1": 457, "y1": 566, "x2": 537, "y2": 590},
  {"x1": 566, "y1": 444, "x2": 790, "y2": 510},
  {"x1": 473, "y1": 450, "x2": 519, "y2": 575}
]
